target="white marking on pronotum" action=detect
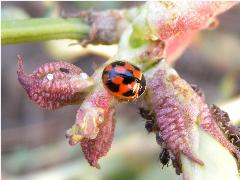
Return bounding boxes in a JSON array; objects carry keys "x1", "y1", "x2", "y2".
[{"x1": 47, "y1": 73, "x2": 54, "y2": 80}]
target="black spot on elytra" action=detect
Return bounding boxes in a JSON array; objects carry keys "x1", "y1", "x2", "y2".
[
  {"x1": 106, "y1": 81, "x2": 119, "y2": 92},
  {"x1": 60, "y1": 68, "x2": 69, "y2": 73},
  {"x1": 126, "y1": 69, "x2": 133, "y2": 75},
  {"x1": 111, "y1": 61, "x2": 126, "y2": 67},
  {"x1": 123, "y1": 90, "x2": 135, "y2": 97},
  {"x1": 122, "y1": 75, "x2": 135, "y2": 84},
  {"x1": 120, "y1": 69, "x2": 134, "y2": 84}
]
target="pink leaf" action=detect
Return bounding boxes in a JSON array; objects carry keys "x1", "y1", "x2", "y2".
[
  {"x1": 200, "y1": 104, "x2": 240, "y2": 160},
  {"x1": 146, "y1": 62, "x2": 240, "y2": 166},
  {"x1": 17, "y1": 55, "x2": 94, "y2": 109},
  {"x1": 144, "y1": 1, "x2": 239, "y2": 64},
  {"x1": 65, "y1": 90, "x2": 116, "y2": 168},
  {"x1": 80, "y1": 108, "x2": 115, "y2": 168},
  {"x1": 147, "y1": 2, "x2": 238, "y2": 40},
  {"x1": 146, "y1": 65, "x2": 204, "y2": 165},
  {"x1": 164, "y1": 31, "x2": 197, "y2": 64}
]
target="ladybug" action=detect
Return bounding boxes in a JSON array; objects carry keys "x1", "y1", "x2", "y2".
[{"x1": 102, "y1": 61, "x2": 146, "y2": 101}]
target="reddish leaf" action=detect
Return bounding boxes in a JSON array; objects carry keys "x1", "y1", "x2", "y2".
[
  {"x1": 17, "y1": 55, "x2": 94, "y2": 109},
  {"x1": 144, "y1": 2, "x2": 239, "y2": 64},
  {"x1": 146, "y1": 62, "x2": 240, "y2": 165},
  {"x1": 65, "y1": 90, "x2": 116, "y2": 168},
  {"x1": 165, "y1": 31, "x2": 197, "y2": 64},
  {"x1": 80, "y1": 108, "x2": 115, "y2": 168},
  {"x1": 200, "y1": 104, "x2": 240, "y2": 160},
  {"x1": 147, "y1": 2, "x2": 238, "y2": 40},
  {"x1": 146, "y1": 66, "x2": 204, "y2": 165}
]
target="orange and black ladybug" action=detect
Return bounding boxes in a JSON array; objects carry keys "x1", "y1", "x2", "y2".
[{"x1": 102, "y1": 61, "x2": 146, "y2": 101}]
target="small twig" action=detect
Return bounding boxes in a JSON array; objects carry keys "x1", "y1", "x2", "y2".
[
  {"x1": 2, "y1": 18, "x2": 90, "y2": 44},
  {"x1": 2, "y1": 8, "x2": 137, "y2": 45}
]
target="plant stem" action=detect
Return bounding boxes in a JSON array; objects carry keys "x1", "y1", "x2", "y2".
[{"x1": 2, "y1": 18, "x2": 90, "y2": 44}]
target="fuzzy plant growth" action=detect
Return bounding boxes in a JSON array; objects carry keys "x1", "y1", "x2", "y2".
[{"x1": 3, "y1": 1, "x2": 239, "y2": 180}]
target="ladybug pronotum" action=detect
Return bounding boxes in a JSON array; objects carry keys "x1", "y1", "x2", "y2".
[{"x1": 102, "y1": 61, "x2": 146, "y2": 101}]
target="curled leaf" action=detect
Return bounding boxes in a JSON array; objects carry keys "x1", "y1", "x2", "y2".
[
  {"x1": 200, "y1": 104, "x2": 240, "y2": 160},
  {"x1": 145, "y1": 1, "x2": 238, "y2": 40},
  {"x1": 126, "y1": 1, "x2": 239, "y2": 65},
  {"x1": 210, "y1": 104, "x2": 240, "y2": 148},
  {"x1": 145, "y1": 61, "x2": 240, "y2": 169},
  {"x1": 17, "y1": 55, "x2": 94, "y2": 109},
  {"x1": 66, "y1": 89, "x2": 114, "y2": 142},
  {"x1": 65, "y1": 90, "x2": 116, "y2": 168},
  {"x1": 146, "y1": 62, "x2": 204, "y2": 166},
  {"x1": 164, "y1": 31, "x2": 197, "y2": 64},
  {"x1": 80, "y1": 108, "x2": 115, "y2": 168}
]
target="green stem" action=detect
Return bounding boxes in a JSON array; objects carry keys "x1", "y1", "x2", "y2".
[{"x1": 1, "y1": 18, "x2": 90, "y2": 44}]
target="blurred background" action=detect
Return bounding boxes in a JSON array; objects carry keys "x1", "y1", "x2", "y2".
[{"x1": 1, "y1": 2, "x2": 240, "y2": 180}]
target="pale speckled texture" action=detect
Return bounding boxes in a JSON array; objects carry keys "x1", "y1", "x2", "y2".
[
  {"x1": 66, "y1": 90, "x2": 116, "y2": 168},
  {"x1": 17, "y1": 56, "x2": 94, "y2": 109},
  {"x1": 80, "y1": 108, "x2": 115, "y2": 169},
  {"x1": 75, "y1": 90, "x2": 113, "y2": 140},
  {"x1": 146, "y1": 62, "x2": 240, "y2": 168},
  {"x1": 200, "y1": 103, "x2": 240, "y2": 160},
  {"x1": 146, "y1": 64, "x2": 203, "y2": 165},
  {"x1": 146, "y1": 1, "x2": 238, "y2": 40}
]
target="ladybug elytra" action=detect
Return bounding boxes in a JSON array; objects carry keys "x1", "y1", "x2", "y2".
[{"x1": 102, "y1": 61, "x2": 146, "y2": 101}]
